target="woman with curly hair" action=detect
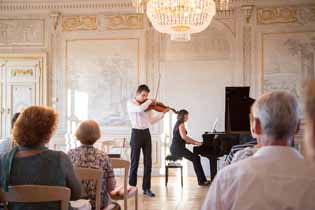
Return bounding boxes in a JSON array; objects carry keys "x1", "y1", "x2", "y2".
[
  {"x1": 0, "y1": 106, "x2": 81, "y2": 210},
  {"x1": 68, "y1": 120, "x2": 120, "y2": 210}
]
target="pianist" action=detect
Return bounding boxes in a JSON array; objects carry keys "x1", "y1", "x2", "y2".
[{"x1": 170, "y1": 109, "x2": 210, "y2": 186}]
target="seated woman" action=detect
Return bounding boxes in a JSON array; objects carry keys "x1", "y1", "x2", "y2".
[
  {"x1": 170, "y1": 110, "x2": 210, "y2": 186},
  {"x1": 0, "y1": 106, "x2": 81, "y2": 210},
  {"x1": 68, "y1": 120, "x2": 120, "y2": 210}
]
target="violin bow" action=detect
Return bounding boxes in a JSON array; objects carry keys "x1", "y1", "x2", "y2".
[
  {"x1": 154, "y1": 72, "x2": 161, "y2": 101},
  {"x1": 154, "y1": 72, "x2": 178, "y2": 114}
]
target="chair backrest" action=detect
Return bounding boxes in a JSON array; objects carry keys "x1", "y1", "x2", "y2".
[
  {"x1": 110, "y1": 159, "x2": 130, "y2": 200},
  {"x1": 0, "y1": 185, "x2": 70, "y2": 210},
  {"x1": 75, "y1": 167, "x2": 103, "y2": 210},
  {"x1": 101, "y1": 138, "x2": 127, "y2": 154}
]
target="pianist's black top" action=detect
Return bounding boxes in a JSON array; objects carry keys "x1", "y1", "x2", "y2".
[{"x1": 171, "y1": 121, "x2": 186, "y2": 150}]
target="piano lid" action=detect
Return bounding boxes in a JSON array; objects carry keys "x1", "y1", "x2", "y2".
[{"x1": 225, "y1": 87, "x2": 255, "y2": 132}]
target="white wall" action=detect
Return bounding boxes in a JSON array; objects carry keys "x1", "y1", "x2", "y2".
[{"x1": 161, "y1": 61, "x2": 233, "y2": 137}]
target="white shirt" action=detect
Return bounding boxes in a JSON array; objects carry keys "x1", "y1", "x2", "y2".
[
  {"x1": 0, "y1": 137, "x2": 12, "y2": 157},
  {"x1": 202, "y1": 146, "x2": 315, "y2": 210},
  {"x1": 231, "y1": 147, "x2": 258, "y2": 164},
  {"x1": 127, "y1": 99, "x2": 164, "y2": 129}
]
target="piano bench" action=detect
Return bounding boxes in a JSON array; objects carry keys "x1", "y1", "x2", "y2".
[{"x1": 165, "y1": 155, "x2": 183, "y2": 187}]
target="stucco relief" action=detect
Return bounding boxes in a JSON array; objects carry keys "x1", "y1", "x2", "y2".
[
  {"x1": 160, "y1": 22, "x2": 232, "y2": 61},
  {"x1": 257, "y1": 6, "x2": 315, "y2": 25},
  {"x1": 105, "y1": 14, "x2": 144, "y2": 30},
  {"x1": 62, "y1": 16, "x2": 97, "y2": 32},
  {"x1": 0, "y1": 19, "x2": 44, "y2": 46},
  {"x1": 66, "y1": 39, "x2": 139, "y2": 130},
  {"x1": 263, "y1": 32, "x2": 315, "y2": 110},
  {"x1": 11, "y1": 69, "x2": 34, "y2": 77}
]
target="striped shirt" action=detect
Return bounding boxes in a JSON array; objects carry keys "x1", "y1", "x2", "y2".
[
  {"x1": 225, "y1": 139, "x2": 257, "y2": 165},
  {"x1": 231, "y1": 147, "x2": 258, "y2": 164}
]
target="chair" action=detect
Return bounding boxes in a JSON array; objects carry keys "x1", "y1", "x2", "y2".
[
  {"x1": 165, "y1": 154, "x2": 183, "y2": 187},
  {"x1": 75, "y1": 167, "x2": 103, "y2": 210},
  {"x1": 0, "y1": 185, "x2": 70, "y2": 210},
  {"x1": 110, "y1": 159, "x2": 138, "y2": 210},
  {"x1": 101, "y1": 138, "x2": 128, "y2": 159}
]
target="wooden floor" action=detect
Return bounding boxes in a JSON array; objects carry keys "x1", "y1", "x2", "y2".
[{"x1": 115, "y1": 177, "x2": 209, "y2": 210}]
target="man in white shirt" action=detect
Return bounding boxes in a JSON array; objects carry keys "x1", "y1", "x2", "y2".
[
  {"x1": 202, "y1": 91, "x2": 315, "y2": 210},
  {"x1": 0, "y1": 112, "x2": 20, "y2": 156},
  {"x1": 127, "y1": 84, "x2": 168, "y2": 197}
]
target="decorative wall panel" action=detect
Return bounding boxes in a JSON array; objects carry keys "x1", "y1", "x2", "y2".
[{"x1": 0, "y1": 19, "x2": 45, "y2": 46}]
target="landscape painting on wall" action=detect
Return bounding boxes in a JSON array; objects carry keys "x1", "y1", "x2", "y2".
[
  {"x1": 262, "y1": 32, "x2": 315, "y2": 112},
  {"x1": 66, "y1": 38, "x2": 139, "y2": 131}
]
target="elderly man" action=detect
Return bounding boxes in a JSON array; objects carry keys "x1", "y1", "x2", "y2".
[{"x1": 201, "y1": 91, "x2": 315, "y2": 210}]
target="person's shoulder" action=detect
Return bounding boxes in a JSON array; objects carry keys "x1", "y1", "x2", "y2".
[
  {"x1": 94, "y1": 148, "x2": 110, "y2": 159},
  {"x1": 67, "y1": 147, "x2": 80, "y2": 154},
  {"x1": 127, "y1": 99, "x2": 136, "y2": 105},
  {"x1": 177, "y1": 122, "x2": 185, "y2": 127},
  {"x1": 219, "y1": 157, "x2": 256, "y2": 179},
  {"x1": 48, "y1": 150, "x2": 71, "y2": 161}
]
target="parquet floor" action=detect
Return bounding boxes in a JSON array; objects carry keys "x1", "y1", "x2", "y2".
[{"x1": 115, "y1": 176, "x2": 210, "y2": 210}]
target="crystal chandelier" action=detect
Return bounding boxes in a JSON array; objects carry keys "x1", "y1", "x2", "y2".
[
  {"x1": 132, "y1": 0, "x2": 148, "y2": 13},
  {"x1": 146, "y1": 0, "x2": 217, "y2": 41},
  {"x1": 218, "y1": 0, "x2": 229, "y2": 10}
]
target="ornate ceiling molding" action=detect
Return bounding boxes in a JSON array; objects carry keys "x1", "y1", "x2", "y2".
[
  {"x1": 0, "y1": 1, "x2": 132, "y2": 12},
  {"x1": 105, "y1": 14, "x2": 144, "y2": 30},
  {"x1": 256, "y1": 5, "x2": 315, "y2": 25},
  {"x1": 62, "y1": 16, "x2": 97, "y2": 32}
]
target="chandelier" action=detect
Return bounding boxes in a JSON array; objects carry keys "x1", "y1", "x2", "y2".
[{"x1": 145, "y1": 0, "x2": 216, "y2": 41}]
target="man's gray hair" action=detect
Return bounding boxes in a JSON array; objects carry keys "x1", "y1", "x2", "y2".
[{"x1": 253, "y1": 91, "x2": 299, "y2": 140}]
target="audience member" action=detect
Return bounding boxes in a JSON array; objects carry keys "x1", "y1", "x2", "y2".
[
  {"x1": 0, "y1": 113, "x2": 20, "y2": 156},
  {"x1": 68, "y1": 120, "x2": 120, "y2": 210},
  {"x1": 0, "y1": 106, "x2": 81, "y2": 210},
  {"x1": 202, "y1": 91, "x2": 315, "y2": 210}
]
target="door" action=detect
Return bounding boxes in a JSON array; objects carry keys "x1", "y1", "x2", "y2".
[{"x1": 0, "y1": 54, "x2": 46, "y2": 139}]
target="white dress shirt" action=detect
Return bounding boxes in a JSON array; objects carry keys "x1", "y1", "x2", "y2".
[
  {"x1": 231, "y1": 147, "x2": 258, "y2": 164},
  {"x1": 127, "y1": 99, "x2": 164, "y2": 130},
  {"x1": 0, "y1": 137, "x2": 12, "y2": 157},
  {"x1": 202, "y1": 146, "x2": 315, "y2": 210}
]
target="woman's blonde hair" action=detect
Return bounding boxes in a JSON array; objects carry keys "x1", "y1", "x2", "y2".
[
  {"x1": 75, "y1": 120, "x2": 101, "y2": 145},
  {"x1": 13, "y1": 106, "x2": 58, "y2": 147}
]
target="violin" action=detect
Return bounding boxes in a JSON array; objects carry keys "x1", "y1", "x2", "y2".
[
  {"x1": 146, "y1": 101, "x2": 178, "y2": 114},
  {"x1": 137, "y1": 99, "x2": 178, "y2": 114},
  {"x1": 137, "y1": 74, "x2": 178, "y2": 114}
]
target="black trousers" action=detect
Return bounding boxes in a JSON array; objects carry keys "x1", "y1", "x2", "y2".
[
  {"x1": 170, "y1": 145, "x2": 207, "y2": 184},
  {"x1": 129, "y1": 128, "x2": 152, "y2": 191}
]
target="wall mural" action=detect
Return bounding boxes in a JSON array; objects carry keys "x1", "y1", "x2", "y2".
[
  {"x1": 66, "y1": 39, "x2": 139, "y2": 130},
  {"x1": 263, "y1": 32, "x2": 315, "y2": 112}
]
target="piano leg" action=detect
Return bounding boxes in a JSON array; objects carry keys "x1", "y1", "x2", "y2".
[{"x1": 209, "y1": 156, "x2": 217, "y2": 181}]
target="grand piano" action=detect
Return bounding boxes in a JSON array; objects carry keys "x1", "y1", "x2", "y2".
[{"x1": 193, "y1": 87, "x2": 255, "y2": 180}]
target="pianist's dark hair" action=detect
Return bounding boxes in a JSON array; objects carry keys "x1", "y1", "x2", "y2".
[
  {"x1": 177, "y1": 109, "x2": 189, "y2": 124},
  {"x1": 136, "y1": 84, "x2": 150, "y2": 93}
]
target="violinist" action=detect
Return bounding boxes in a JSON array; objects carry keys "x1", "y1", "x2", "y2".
[
  {"x1": 170, "y1": 109, "x2": 210, "y2": 186},
  {"x1": 127, "y1": 84, "x2": 169, "y2": 197}
]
